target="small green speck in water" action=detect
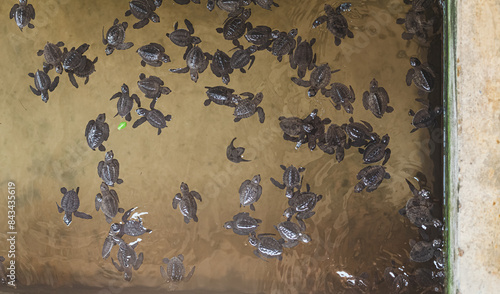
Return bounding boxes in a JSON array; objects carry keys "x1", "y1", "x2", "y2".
[{"x1": 118, "y1": 122, "x2": 127, "y2": 130}]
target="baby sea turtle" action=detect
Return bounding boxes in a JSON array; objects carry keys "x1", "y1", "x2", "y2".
[
  {"x1": 283, "y1": 184, "x2": 322, "y2": 230},
  {"x1": 289, "y1": 36, "x2": 316, "y2": 79},
  {"x1": 170, "y1": 45, "x2": 212, "y2": 83},
  {"x1": 270, "y1": 165, "x2": 305, "y2": 198},
  {"x1": 248, "y1": 232, "x2": 284, "y2": 261},
  {"x1": 409, "y1": 239, "x2": 442, "y2": 263},
  {"x1": 279, "y1": 116, "x2": 311, "y2": 145},
  {"x1": 98, "y1": 150, "x2": 123, "y2": 186},
  {"x1": 399, "y1": 179, "x2": 442, "y2": 229},
  {"x1": 102, "y1": 18, "x2": 134, "y2": 55},
  {"x1": 227, "y1": 137, "x2": 250, "y2": 163},
  {"x1": 137, "y1": 43, "x2": 171, "y2": 67},
  {"x1": 125, "y1": 0, "x2": 161, "y2": 29},
  {"x1": 354, "y1": 165, "x2": 390, "y2": 193},
  {"x1": 110, "y1": 84, "x2": 141, "y2": 122},
  {"x1": 224, "y1": 212, "x2": 262, "y2": 235},
  {"x1": 396, "y1": 7, "x2": 433, "y2": 42},
  {"x1": 318, "y1": 123, "x2": 350, "y2": 162},
  {"x1": 406, "y1": 57, "x2": 435, "y2": 93},
  {"x1": 207, "y1": 0, "x2": 250, "y2": 14},
  {"x1": 210, "y1": 49, "x2": 233, "y2": 85},
  {"x1": 62, "y1": 44, "x2": 97, "y2": 88},
  {"x1": 205, "y1": 86, "x2": 237, "y2": 107},
  {"x1": 274, "y1": 220, "x2": 311, "y2": 248},
  {"x1": 160, "y1": 254, "x2": 195, "y2": 283},
  {"x1": 292, "y1": 63, "x2": 339, "y2": 97},
  {"x1": 270, "y1": 28, "x2": 297, "y2": 62},
  {"x1": 56, "y1": 187, "x2": 92, "y2": 226},
  {"x1": 409, "y1": 98, "x2": 442, "y2": 132},
  {"x1": 342, "y1": 117, "x2": 378, "y2": 147},
  {"x1": 137, "y1": 73, "x2": 171, "y2": 108},
  {"x1": 113, "y1": 207, "x2": 153, "y2": 237},
  {"x1": 37, "y1": 41, "x2": 64, "y2": 74},
  {"x1": 244, "y1": 25, "x2": 273, "y2": 51},
  {"x1": 133, "y1": 107, "x2": 172, "y2": 135},
  {"x1": 73, "y1": 56, "x2": 98, "y2": 86},
  {"x1": 323, "y1": 82, "x2": 356, "y2": 114},
  {"x1": 358, "y1": 134, "x2": 391, "y2": 165},
  {"x1": 95, "y1": 182, "x2": 124, "y2": 224},
  {"x1": 233, "y1": 92, "x2": 265, "y2": 123},
  {"x1": 362, "y1": 78, "x2": 394, "y2": 118},
  {"x1": 172, "y1": 182, "x2": 202, "y2": 224},
  {"x1": 85, "y1": 113, "x2": 109, "y2": 151},
  {"x1": 166, "y1": 19, "x2": 201, "y2": 60},
  {"x1": 112, "y1": 239, "x2": 144, "y2": 281},
  {"x1": 10, "y1": 0, "x2": 35, "y2": 31},
  {"x1": 28, "y1": 69, "x2": 59, "y2": 103},
  {"x1": 254, "y1": 0, "x2": 279, "y2": 10},
  {"x1": 239, "y1": 175, "x2": 262, "y2": 211},
  {"x1": 216, "y1": 8, "x2": 252, "y2": 47},
  {"x1": 300, "y1": 109, "x2": 331, "y2": 151},
  {"x1": 313, "y1": 3, "x2": 354, "y2": 46},
  {"x1": 230, "y1": 45, "x2": 257, "y2": 73}
]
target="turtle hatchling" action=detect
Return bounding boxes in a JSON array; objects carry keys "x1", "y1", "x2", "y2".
[
  {"x1": 110, "y1": 84, "x2": 141, "y2": 122},
  {"x1": 244, "y1": 25, "x2": 273, "y2": 51},
  {"x1": 292, "y1": 63, "x2": 339, "y2": 97},
  {"x1": 362, "y1": 78, "x2": 394, "y2": 118},
  {"x1": 313, "y1": 3, "x2": 354, "y2": 46},
  {"x1": 37, "y1": 41, "x2": 65, "y2": 74},
  {"x1": 409, "y1": 239, "x2": 442, "y2": 263},
  {"x1": 406, "y1": 57, "x2": 435, "y2": 93},
  {"x1": 270, "y1": 28, "x2": 297, "y2": 62},
  {"x1": 166, "y1": 19, "x2": 201, "y2": 60},
  {"x1": 102, "y1": 18, "x2": 134, "y2": 55},
  {"x1": 137, "y1": 73, "x2": 171, "y2": 108},
  {"x1": 216, "y1": 8, "x2": 252, "y2": 47},
  {"x1": 354, "y1": 165, "x2": 390, "y2": 193},
  {"x1": 227, "y1": 137, "x2": 250, "y2": 163},
  {"x1": 233, "y1": 92, "x2": 265, "y2": 123},
  {"x1": 342, "y1": 117, "x2": 378, "y2": 147},
  {"x1": 172, "y1": 182, "x2": 202, "y2": 224},
  {"x1": 205, "y1": 85, "x2": 238, "y2": 107},
  {"x1": 318, "y1": 123, "x2": 350, "y2": 162},
  {"x1": 85, "y1": 113, "x2": 110, "y2": 151},
  {"x1": 113, "y1": 207, "x2": 152, "y2": 237},
  {"x1": 224, "y1": 212, "x2": 262, "y2": 235},
  {"x1": 323, "y1": 82, "x2": 356, "y2": 114},
  {"x1": 230, "y1": 45, "x2": 257, "y2": 73},
  {"x1": 125, "y1": 0, "x2": 162, "y2": 29},
  {"x1": 283, "y1": 183, "x2": 322, "y2": 230},
  {"x1": 248, "y1": 232, "x2": 284, "y2": 261},
  {"x1": 210, "y1": 49, "x2": 234, "y2": 85},
  {"x1": 275, "y1": 220, "x2": 311, "y2": 248},
  {"x1": 98, "y1": 150, "x2": 123, "y2": 186},
  {"x1": 254, "y1": 0, "x2": 279, "y2": 10},
  {"x1": 358, "y1": 134, "x2": 391, "y2": 165},
  {"x1": 409, "y1": 98, "x2": 442, "y2": 132},
  {"x1": 239, "y1": 175, "x2": 262, "y2": 211},
  {"x1": 137, "y1": 43, "x2": 171, "y2": 67},
  {"x1": 10, "y1": 0, "x2": 35, "y2": 31},
  {"x1": 170, "y1": 45, "x2": 212, "y2": 82},
  {"x1": 28, "y1": 69, "x2": 59, "y2": 103},
  {"x1": 56, "y1": 187, "x2": 92, "y2": 226},
  {"x1": 112, "y1": 238, "x2": 144, "y2": 281},
  {"x1": 95, "y1": 182, "x2": 124, "y2": 224},
  {"x1": 289, "y1": 36, "x2": 316, "y2": 79},
  {"x1": 133, "y1": 107, "x2": 172, "y2": 135},
  {"x1": 160, "y1": 254, "x2": 195, "y2": 283},
  {"x1": 270, "y1": 164, "x2": 305, "y2": 198}
]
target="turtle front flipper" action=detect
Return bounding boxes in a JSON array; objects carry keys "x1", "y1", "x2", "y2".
[
  {"x1": 30, "y1": 85, "x2": 41, "y2": 96},
  {"x1": 56, "y1": 202, "x2": 64, "y2": 213},
  {"x1": 74, "y1": 211, "x2": 93, "y2": 220},
  {"x1": 257, "y1": 107, "x2": 265, "y2": 123},
  {"x1": 160, "y1": 266, "x2": 170, "y2": 282},
  {"x1": 133, "y1": 18, "x2": 150, "y2": 30},
  {"x1": 184, "y1": 265, "x2": 196, "y2": 282},
  {"x1": 170, "y1": 66, "x2": 190, "y2": 74},
  {"x1": 133, "y1": 252, "x2": 144, "y2": 270},
  {"x1": 68, "y1": 71, "x2": 79, "y2": 88},
  {"x1": 133, "y1": 117, "x2": 147, "y2": 128},
  {"x1": 270, "y1": 177, "x2": 286, "y2": 189},
  {"x1": 102, "y1": 235, "x2": 116, "y2": 259}
]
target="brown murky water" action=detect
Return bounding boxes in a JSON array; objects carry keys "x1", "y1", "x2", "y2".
[{"x1": 0, "y1": 0, "x2": 443, "y2": 293}]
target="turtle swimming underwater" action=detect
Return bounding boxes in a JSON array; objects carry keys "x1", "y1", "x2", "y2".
[
  {"x1": 406, "y1": 57, "x2": 435, "y2": 93},
  {"x1": 85, "y1": 113, "x2": 110, "y2": 151},
  {"x1": 133, "y1": 107, "x2": 172, "y2": 135},
  {"x1": 239, "y1": 175, "x2": 262, "y2": 211},
  {"x1": 233, "y1": 92, "x2": 265, "y2": 123},
  {"x1": 409, "y1": 98, "x2": 442, "y2": 132},
  {"x1": 170, "y1": 45, "x2": 212, "y2": 82},
  {"x1": 102, "y1": 18, "x2": 134, "y2": 55},
  {"x1": 111, "y1": 238, "x2": 144, "y2": 281},
  {"x1": 224, "y1": 212, "x2": 261, "y2": 235},
  {"x1": 172, "y1": 182, "x2": 202, "y2": 224},
  {"x1": 292, "y1": 63, "x2": 340, "y2": 97},
  {"x1": 362, "y1": 78, "x2": 394, "y2": 118},
  {"x1": 354, "y1": 165, "x2": 390, "y2": 193},
  {"x1": 37, "y1": 41, "x2": 65, "y2": 74},
  {"x1": 137, "y1": 43, "x2": 171, "y2": 67},
  {"x1": 160, "y1": 254, "x2": 195, "y2": 283},
  {"x1": 226, "y1": 137, "x2": 250, "y2": 163},
  {"x1": 137, "y1": 73, "x2": 170, "y2": 108},
  {"x1": 248, "y1": 232, "x2": 284, "y2": 261},
  {"x1": 270, "y1": 164, "x2": 305, "y2": 198},
  {"x1": 95, "y1": 182, "x2": 124, "y2": 223},
  {"x1": 125, "y1": 0, "x2": 162, "y2": 29},
  {"x1": 9, "y1": 0, "x2": 35, "y2": 31},
  {"x1": 97, "y1": 150, "x2": 123, "y2": 186},
  {"x1": 166, "y1": 19, "x2": 202, "y2": 60},
  {"x1": 56, "y1": 187, "x2": 92, "y2": 226},
  {"x1": 110, "y1": 84, "x2": 141, "y2": 122},
  {"x1": 312, "y1": 3, "x2": 354, "y2": 46},
  {"x1": 28, "y1": 69, "x2": 59, "y2": 103}
]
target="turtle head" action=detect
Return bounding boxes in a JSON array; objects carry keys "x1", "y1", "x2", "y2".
[
  {"x1": 105, "y1": 46, "x2": 115, "y2": 56},
  {"x1": 136, "y1": 108, "x2": 148, "y2": 117},
  {"x1": 300, "y1": 233, "x2": 311, "y2": 243},
  {"x1": 97, "y1": 113, "x2": 106, "y2": 122},
  {"x1": 289, "y1": 28, "x2": 298, "y2": 38},
  {"x1": 154, "y1": 0, "x2": 163, "y2": 7},
  {"x1": 160, "y1": 53, "x2": 171, "y2": 63},
  {"x1": 180, "y1": 182, "x2": 189, "y2": 193},
  {"x1": 41, "y1": 92, "x2": 49, "y2": 103},
  {"x1": 283, "y1": 207, "x2": 294, "y2": 219},
  {"x1": 19, "y1": 0, "x2": 27, "y2": 5},
  {"x1": 285, "y1": 187, "x2": 294, "y2": 199},
  {"x1": 432, "y1": 106, "x2": 443, "y2": 116},
  {"x1": 110, "y1": 223, "x2": 121, "y2": 235},
  {"x1": 241, "y1": 8, "x2": 251, "y2": 20},
  {"x1": 55, "y1": 64, "x2": 63, "y2": 74},
  {"x1": 105, "y1": 150, "x2": 114, "y2": 161},
  {"x1": 370, "y1": 78, "x2": 379, "y2": 89},
  {"x1": 307, "y1": 88, "x2": 318, "y2": 97},
  {"x1": 150, "y1": 13, "x2": 160, "y2": 23},
  {"x1": 251, "y1": 174, "x2": 261, "y2": 184},
  {"x1": 248, "y1": 232, "x2": 258, "y2": 247},
  {"x1": 223, "y1": 221, "x2": 233, "y2": 229},
  {"x1": 100, "y1": 182, "x2": 109, "y2": 192},
  {"x1": 410, "y1": 57, "x2": 421, "y2": 67},
  {"x1": 121, "y1": 84, "x2": 129, "y2": 94},
  {"x1": 381, "y1": 134, "x2": 390, "y2": 145}
]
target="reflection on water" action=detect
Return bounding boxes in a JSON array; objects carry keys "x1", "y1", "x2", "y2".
[{"x1": 0, "y1": 0, "x2": 443, "y2": 292}]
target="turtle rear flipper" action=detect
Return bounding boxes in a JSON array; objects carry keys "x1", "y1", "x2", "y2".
[
  {"x1": 133, "y1": 18, "x2": 150, "y2": 29},
  {"x1": 184, "y1": 266, "x2": 196, "y2": 282},
  {"x1": 112, "y1": 258, "x2": 124, "y2": 272}
]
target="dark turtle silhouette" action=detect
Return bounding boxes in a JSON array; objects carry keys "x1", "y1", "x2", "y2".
[
  {"x1": 354, "y1": 165, "x2": 390, "y2": 193},
  {"x1": 409, "y1": 239, "x2": 442, "y2": 262},
  {"x1": 95, "y1": 182, "x2": 124, "y2": 223},
  {"x1": 239, "y1": 175, "x2": 262, "y2": 211},
  {"x1": 358, "y1": 134, "x2": 391, "y2": 165},
  {"x1": 230, "y1": 45, "x2": 257, "y2": 73},
  {"x1": 37, "y1": 41, "x2": 65, "y2": 74},
  {"x1": 254, "y1": 0, "x2": 279, "y2": 10},
  {"x1": 270, "y1": 29, "x2": 297, "y2": 62},
  {"x1": 85, "y1": 113, "x2": 109, "y2": 151},
  {"x1": 98, "y1": 150, "x2": 123, "y2": 186},
  {"x1": 270, "y1": 165, "x2": 305, "y2": 198},
  {"x1": 110, "y1": 84, "x2": 141, "y2": 122},
  {"x1": 283, "y1": 184, "x2": 322, "y2": 230},
  {"x1": 216, "y1": 8, "x2": 252, "y2": 47},
  {"x1": 10, "y1": 0, "x2": 35, "y2": 31},
  {"x1": 210, "y1": 49, "x2": 234, "y2": 85},
  {"x1": 160, "y1": 254, "x2": 195, "y2": 283},
  {"x1": 133, "y1": 107, "x2": 172, "y2": 135},
  {"x1": 172, "y1": 182, "x2": 202, "y2": 224},
  {"x1": 137, "y1": 43, "x2": 171, "y2": 67},
  {"x1": 28, "y1": 69, "x2": 59, "y2": 103},
  {"x1": 406, "y1": 57, "x2": 435, "y2": 93},
  {"x1": 317, "y1": 123, "x2": 350, "y2": 162},
  {"x1": 244, "y1": 25, "x2": 273, "y2": 51},
  {"x1": 409, "y1": 98, "x2": 442, "y2": 132},
  {"x1": 322, "y1": 82, "x2": 356, "y2": 114},
  {"x1": 289, "y1": 36, "x2": 316, "y2": 79},
  {"x1": 233, "y1": 92, "x2": 265, "y2": 123},
  {"x1": 56, "y1": 187, "x2": 92, "y2": 226},
  {"x1": 137, "y1": 73, "x2": 171, "y2": 109},
  {"x1": 166, "y1": 19, "x2": 201, "y2": 60},
  {"x1": 274, "y1": 220, "x2": 311, "y2": 248},
  {"x1": 170, "y1": 45, "x2": 212, "y2": 82},
  {"x1": 224, "y1": 212, "x2": 261, "y2": 235},
  {"x1": 292, "y1": 63, "x2": 340, "y2": 97},
  {"x1": 313, "y1": 3, "x2": 354, "y2": 46},
  {"x1": 113, "y1": 207, "x2": 152, "y2": 237},
  {"x1": 62, "y1": 44, "x2": 97, "y2": 88},
  {"x1": 125, "y1": 0, "x2": 162, "y2": 29},
  {"x1": 342, "y1": 117, "x2": 378, "y2": 147},
  {"x1": 102, "y1": 18, "x2": 134, "y2": 55},
  {"x1": 227, "y1": 137, "x2": 250, "y2": 163},
  {"x1": 362, "y1": 78, "x2": 394, "y2": 118},
  {"x1": 248, "y1": 232, "x2": 284, "y2": 261},
  {"x1": 205, "y1": 86, "x2": 238, "y2": 107},
  {"x1": 111, "y1": 239, "x2": 144, "y2": 281}
]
